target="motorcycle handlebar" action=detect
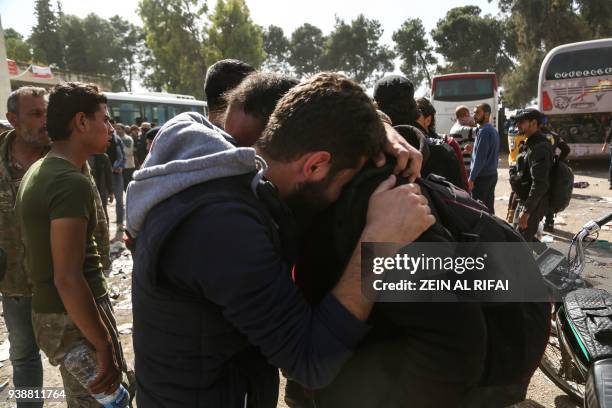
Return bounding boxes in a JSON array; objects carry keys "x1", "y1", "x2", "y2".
[{"x1": 595, "y1": 212, "x2": 612, "y2": 228}]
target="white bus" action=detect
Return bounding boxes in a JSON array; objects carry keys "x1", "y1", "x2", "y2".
[
  {"x1": 430, "y1": 72, "x2": 499, "y2": 135},
  {"x1": 538, "y1": 38, "x2": 612, "y2": 159},
  {"x1": 105, "y1": 91, "x2": 208, "y2": 126}
]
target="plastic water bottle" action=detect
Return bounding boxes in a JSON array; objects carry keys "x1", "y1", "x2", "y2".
[
  {"x1": 93, "y1": 385, "x2": 129, "y2": 408},
  {"x1": 536, "y1": 220, "x2": 544, "y2": 240},
  {"x1": 63, "y1": 343, "x2": 130, "y2": 408}
]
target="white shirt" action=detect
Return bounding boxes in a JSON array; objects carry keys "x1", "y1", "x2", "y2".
[{"x1": 121, "y1": 135, "x2": 136, "y2": 169}]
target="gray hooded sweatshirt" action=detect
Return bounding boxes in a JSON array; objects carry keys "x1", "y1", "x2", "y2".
[{"x1": 125, "y1": 112, "x2": 259, "y2": 237}]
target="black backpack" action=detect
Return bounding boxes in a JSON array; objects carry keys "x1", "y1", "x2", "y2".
[
  {"x1": 423, "y1": 136, "x2": 467, "y2": 190},
  {"x1": 294, "y1": 160, "x2": 551, "y2": 408},
  {"x1": 509, "y1": 143, "x2": 531, "y2": 200},
  {"x1": 549, "y1": 156, "x2": 574, "y2": 213},
  {"x1": 394, "y1": 125, "x2": 467, "y2": 191}
]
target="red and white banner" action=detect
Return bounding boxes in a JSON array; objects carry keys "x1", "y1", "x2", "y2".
[
  {"x1": 31, "y1": 65, "x2": 53, "y2": 79},
  {"x1": 6, "y1": 59, "x2": 19, "y2": 75}
]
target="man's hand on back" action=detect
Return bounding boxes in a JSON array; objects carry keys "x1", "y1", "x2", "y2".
[
  {"x1": 374, "y1": 123, "x2": 423, "y2": 182},
  {"x1": 362, "y1": 175, "x2": 435, "y2": 243},
  {"x1": 332, "y1": 175, "x2": 434, "y2": 321}
]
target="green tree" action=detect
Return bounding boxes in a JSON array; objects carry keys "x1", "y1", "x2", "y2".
[
  {"x1": 321, "y1": 15, "x2": 394, "y2": 86},
  {"x1": 206, "y1": 0, "x2": 265, "y2": 68},
  {"x1": 59, "y1": 14, "x2": 88, "y2": 72},
  {"x1": 29, "y1": 0, "x2": 64, "y2": 67},
  {"x1": 392, "y1": 18, "x2": 437, "y2": 88},
  {"x1": 502, "y1": 51, "x2": 545, "y2": 108},
  {"x1": 288, "y1": 23, "x2": 324, "y2": 77},
  {"x1": 494, "y1": 0, "x2": 598, "y2": 107},
  {"x1": 262, "y1": 25, "x2": 290, "y2": 72},
  {"x1": 58, "y1": 13, "x2": 142, "y2": 91},
  {"x1": 109, "y1": 16, "x2": 145, "y2": 91},
  {"x1": 4, "y1": 28, "x2": 32, "y2": 62},
  {"x1": 575, "y1": 0, "x2": 612, "y2": 37},
  {"x1": 138, "y1": 0, "x2": 207, "y2": 98},
  {"x1": 431, "y1": 6, "x2": 515, "y2": 78}
]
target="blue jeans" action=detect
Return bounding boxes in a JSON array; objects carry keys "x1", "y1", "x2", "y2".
[
  {"x1": 112, "y1": 172, "x2": 124, "y2": 226},
  {"x1": 2, "y1": 295, "x2": 43, "y2": 408}
]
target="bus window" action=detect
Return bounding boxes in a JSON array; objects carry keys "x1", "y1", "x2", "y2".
[
  {"x1": 143, "y1": 103, "x2": 154, "y2": 124},
  {"x1": 166, "y1": 105, "x2": 179, "y2": 118},
  {"x1": 190, "y1": 105, "x2": 205, "y2": 115},
  {"x1": 434, "y1": 78, "x2": 494, "y2": 102},
  {"x1": 177, "y1": 105, "x2": 191, "y2": 114},
  {"x1": 545, "y1": 47, "x2": 612, "y2": 80},
  {"x1": 108, "y1": 101, "x2": 141, "y2": 125},
  {"x1": 109, "y1": 104, "x2": 122, "y2": 123},
  {"x1": 152, "y1": 105, "x2": 165, "y2": 124}
]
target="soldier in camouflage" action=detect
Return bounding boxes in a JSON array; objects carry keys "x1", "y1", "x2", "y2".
[{"x1": 1, "y1": 87, "x2": 49, "y2": 407}]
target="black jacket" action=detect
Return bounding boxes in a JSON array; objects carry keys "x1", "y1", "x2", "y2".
[
  {"x1": 87, "y1": 154, "x2": 112, "y2": 198},
  {"x1": 521, "y1": 132, "x2": 554, "y2": 214},
  {"x1": 132, "y1": 174, "x2": 369, "y2": 407}
]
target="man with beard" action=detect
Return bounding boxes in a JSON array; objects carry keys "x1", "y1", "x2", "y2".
[
  {"x1": 469, "y1": 103, "x2": 500, "y2": 213},
  {"x1": 0, "y1": 87, "x2": 48, "y2": 407},
  {"x1": 127, "y1": 73, "x2": 432, "y2": 407},
  {"x1": 514, "y1": 108, "x2": 554, "y2": 242}
]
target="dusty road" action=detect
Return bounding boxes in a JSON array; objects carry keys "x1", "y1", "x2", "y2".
[{"x1": 0, "y1": 155, "x2": 609, "y2": 407}]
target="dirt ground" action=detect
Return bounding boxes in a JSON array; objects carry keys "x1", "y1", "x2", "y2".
[{"x1": 0, "y1": 154, "x2": 609, "y2": 407}]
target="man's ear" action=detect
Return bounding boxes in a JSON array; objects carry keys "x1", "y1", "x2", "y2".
[
  {"x1": 6, "y1": 112, "x2": 18, "y2": 128},
  {"x1": 301, "y1": 151, "x2": 332, "y2": 182},
  {"x1": 72, "y1": 112, "x2": 88, "y2": 134}
]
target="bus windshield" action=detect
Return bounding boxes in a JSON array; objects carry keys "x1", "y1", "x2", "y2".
[
  {"x1": 433, "y1": 77, "x2": 494, "y2": 102},
  {"x1": 545, "y1": 47, "x2": 612, "y2": 80}
]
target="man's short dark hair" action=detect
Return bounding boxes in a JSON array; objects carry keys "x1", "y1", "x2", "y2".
[
  {"x1": 416, "y1": 97, "x2": 437, "y2": 132},
  {"x1": 478, "y1": 103, "x2": 492, "y2": 114},
  {"x1": 47, "y1": 82, "x2": 107, "y2": 142},
  {"x1": 373, "y1": 75, "x2": 418, "y2": 126},
  {"x1": 256, "y1": 72, "x2": 386, "y2": 176},
  {"x1": 224, "y1": 72, "x2": 299, "y2": 126},
  {"x1": 145, "y1": 126, "x2": 160, "y2": 141},
  {"x1": 204, "y1": 59, "x2": 255, "y2": 113}
]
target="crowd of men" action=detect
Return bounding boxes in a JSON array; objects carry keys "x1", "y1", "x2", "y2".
[{"x1": 0, "y1": 57, "x2": 582, "y2": 407}]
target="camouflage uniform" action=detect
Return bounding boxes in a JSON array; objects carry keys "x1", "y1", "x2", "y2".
[
  {"x1": 0, "y1": 130, "x2": 32, "y2": 296},
  {"x1": 32, "y1": 296, "x2": 132, "y2": 407}
]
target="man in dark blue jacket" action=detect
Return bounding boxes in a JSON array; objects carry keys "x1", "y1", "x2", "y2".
[
  {"x1": 469, "y1": 103, "x2": 500, "y2": 214},
  {"x1": 126, "y1": 73, "x2": 433, "y2": 407}
]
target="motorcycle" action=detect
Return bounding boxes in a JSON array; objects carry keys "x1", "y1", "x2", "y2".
[{"x1": 536, "y1": 211, "x2": 612, "y2": 407}]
